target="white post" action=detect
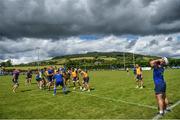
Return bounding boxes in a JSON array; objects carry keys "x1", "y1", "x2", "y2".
[
  {"x1": 36, "y1": 47, "x2": 40, "y2": 70},
  {"x1": 123, "y1": 52, "x2": 126, "y2": 70},
  {"x1": 133, "y1": 51, "x2": 135, "y2": 66},
  {"x1": 9, "y1": 56, "x2": 14, "y2": 67}
]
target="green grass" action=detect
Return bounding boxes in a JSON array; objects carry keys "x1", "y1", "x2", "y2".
[{"x1": 0, "y1": 69, "x2": 180, "y2": 119}]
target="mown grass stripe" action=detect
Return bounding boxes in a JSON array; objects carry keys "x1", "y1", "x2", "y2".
[{"x1": 73, "y1": 91, "x2": 157, "y2": 109}]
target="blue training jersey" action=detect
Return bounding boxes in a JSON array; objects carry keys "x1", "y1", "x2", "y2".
[
  {"x1": 53, "y1": 74, "x2": 63, "y2": 82},
  {"x1": 153, "y1": 66, "x2": 166, "y2": 85},
  {"x1": 40, "y1": 70, "x2": 44, "y2": 74},
  {"x1": 48, "y1": 69, "x2": 53, "y2": 74},
  {"x1": 36, "y1": 74, "x2": 40, "y2": 79}
]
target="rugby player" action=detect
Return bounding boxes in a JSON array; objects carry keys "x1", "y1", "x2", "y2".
[
  {"x1": 46, "y1": 67, "x2": 54, "y2": 91},
  {"x1": 126, "y1": 67, "x2": 129, "y2": 75},
  {"x1": 79, "y1": 69, "x2": 90, "y2": 92},
  {"x1": 135, "y1": 64, "x2": 143, "y2": 89},
  {"x1": 40, "y1": 68, "x2": 47, "y2": 89},
  {"x1": 71, "y1": 68, "x2": 82, "y2": 90},
  {"x1": 62, "y1": 70, "x2": 70, "y2": 87},
  {"x1": 35, "y1": 70, "x2": 43, "y2": 89},
  {"x1": 53, "y1": 70, "x2": 67, "y2": 95},
  {"x1": 26, "y1": 69, "x2": 32, "y2": 85},
  {"x1": 12, "y1": 69, "x2": 20, "y2": 93},
  {"x1": 150, "y1": 57, "x2": 170, "y2": 115}
]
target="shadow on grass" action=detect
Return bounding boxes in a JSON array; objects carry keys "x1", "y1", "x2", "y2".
[
  {"x1": 90, "y1": 87, "x2": 95, "y2": 91},
  {"x1": 169, "y1": 102, "x2": 173, "y2": 105},
  {"x1": 54, "y1": 90, "x2": 71, "y2": 96},
  {"x1": 21, "y1": 89, "x2": 33, "y2": 92}
]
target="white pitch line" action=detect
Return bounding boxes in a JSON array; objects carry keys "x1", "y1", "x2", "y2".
[
  {"x1": 169, "y1": 100, "x2": 180, "y2": 109},
  {"x1": 72, "y1": 91, "x2": 157, "y2": 109},
  {"x1": 152, "y1": 100, "x2": 180, "y2": 120}
]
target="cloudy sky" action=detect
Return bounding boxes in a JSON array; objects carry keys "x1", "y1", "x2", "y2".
[{"x1": 0, "y1": 0, "x2": 180, "y2": 64}]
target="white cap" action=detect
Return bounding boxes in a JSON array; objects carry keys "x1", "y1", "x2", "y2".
[{"x1": 162, "y1": 57, "x2": 169, "y2": 65}]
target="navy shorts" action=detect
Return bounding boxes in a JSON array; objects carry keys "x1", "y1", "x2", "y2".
[
  {"x1": 136, "y1": 75, "x2": 142, "y2": 80},
  {"x1": 83, "y1": 77, "x2": 89, "y2": 83},
  {"x1": 56, "y1": 81, "x2": 64, "y2": 87},
  {"x1": 154, "y1": 84, "x2": 166, "y2": 94},
  {"x1": 48, "y1": 76, "x2": 53, "y2": 82}
]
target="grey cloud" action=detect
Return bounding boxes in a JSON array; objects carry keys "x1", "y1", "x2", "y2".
[
  {"x1": 167, "y1": 37, "x2": 173, "y2": 42},
  {"x1": 150, "y1": 0, "x2": 180, "y2": 25},
  {"x1": 149, "y1": 39, "x2": 159, "y2": 46},
  {"x1": 1, "y1": 34, "x2": 180, "y2": 64},
  {"x1": 0, "y1": 38, "x2": 36, "y2": 54},
  {"x1": 141, "y1": 0, "x2": 155, "y2": 6},
  {"x1": 0, "y1": 0, "x2": 180, "y2": 39},
  {"x1": 126, "y1": 40, "x2": 137, "y2": 49},
  {"x1": 0, "y1": 45, "x2": 34, "y2": 54}
]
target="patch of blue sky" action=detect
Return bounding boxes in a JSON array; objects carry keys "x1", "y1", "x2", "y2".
[
  {"x1": 79, "y1": 34, "x2": 139, "y2": 41},
  {"x1": 79, "y1": 35, "x2": 102, "y2": 40},
  {"x1": 177, "y1": 36, "x2": 180, "y2": 40}
]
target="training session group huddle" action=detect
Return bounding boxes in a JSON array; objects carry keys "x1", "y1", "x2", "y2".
[
  {"x1": 12, "y1": 67, "x2": 90, "y2": 96},
  {"x1": 11, "y1": 57, "x2": 171, "y2": 116}
]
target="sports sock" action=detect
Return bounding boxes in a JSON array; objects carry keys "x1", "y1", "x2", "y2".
[
  {"x1": 54, "y1": 88, "x2": 56, "y2": 95},
  {"x1": 62, "y1": 87, "x2": 66, "y2": 93}
]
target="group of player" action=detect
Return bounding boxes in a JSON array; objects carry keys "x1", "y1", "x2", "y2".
[
  {"x1": 12, "y1": 57, "x2": 170, "y2": 115},
  {"x1": 12, "y1": 66, "x2": 91, "y2": 95}
]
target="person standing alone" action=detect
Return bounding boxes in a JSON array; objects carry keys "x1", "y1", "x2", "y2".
[{"x1": 150, "y1": 57, "x2": 170, "y2": 115}]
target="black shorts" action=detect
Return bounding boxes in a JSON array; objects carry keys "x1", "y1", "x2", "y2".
[
  {"x1": 154, "y1": 84, "x2": 166, "y2": 94},
  {"x1": 12, "y1": 79, "x2": 19, "y2": 85},
  {"x1": 47, "y1": 76, "x2": 53, "y2": 82},
  {"x1": 136, "y1": 75, "x2": 142, "y2": 80},
  {"x1": 83, "y1": 77, "x2": 89, "y2": 83},
  {"x1": 26, "y1": 76, "x2": 32, "y2": 79}
]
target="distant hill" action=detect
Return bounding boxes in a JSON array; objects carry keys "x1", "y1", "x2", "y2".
[
  {"x1": 19, "y1": 52, "x2": 180, "y2": 69},
  {"x1": 1, "y1": 52, "x2": 180, "y2": 70}
]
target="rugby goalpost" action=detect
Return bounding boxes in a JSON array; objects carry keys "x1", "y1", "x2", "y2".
[
  {"x1": 35, "y1": 47, "x2": 40, "y2": 70},
  {"x1": 123, "y1": 51, "x2": 135, "y2": 70}
]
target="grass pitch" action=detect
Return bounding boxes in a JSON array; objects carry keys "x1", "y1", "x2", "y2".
[{"x1": 0, "y1": 69, "x2": 180, "y2": 119}]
